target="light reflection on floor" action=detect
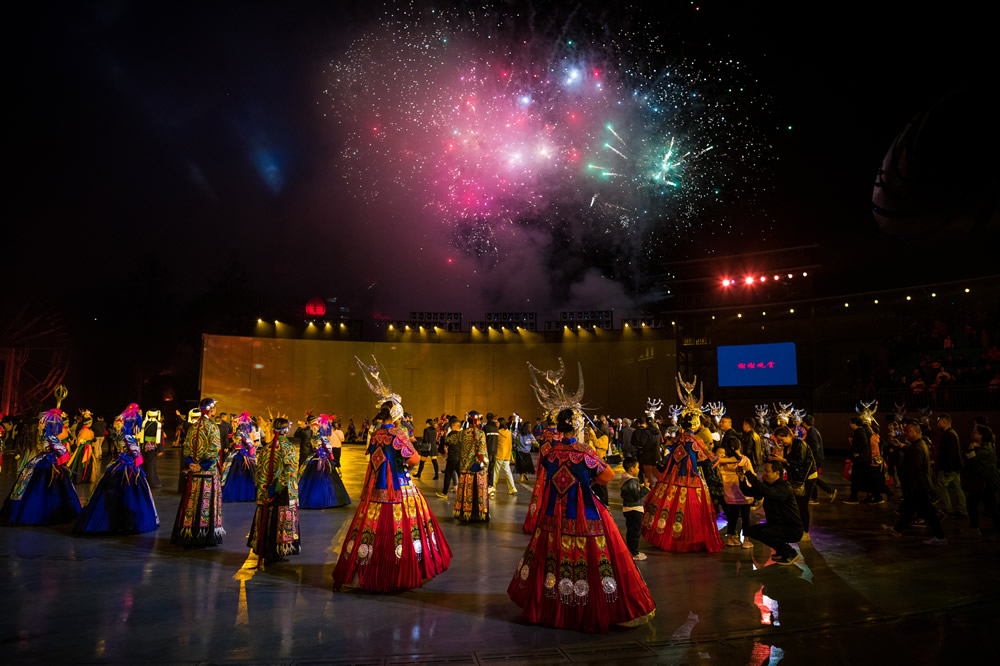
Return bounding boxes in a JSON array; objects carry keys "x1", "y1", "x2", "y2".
[{"x1": 2, "y1": 447, "x2": 999, "y2": 664}]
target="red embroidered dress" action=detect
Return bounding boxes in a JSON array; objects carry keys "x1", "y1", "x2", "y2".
[
  {"x1": 333, "y1": 424, "x2": 452, "y2": 592},
  {"x1": 642, "y1": 431, "x2": 725, "y2": 553},
  {"x1": 508, "y1": 438, "x2": 656, "y2": 632}
]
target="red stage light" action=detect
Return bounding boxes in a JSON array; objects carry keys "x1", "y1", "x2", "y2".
[
  {"x1": 744, "y1": 276, "x2": 754, "y2": 285},
  {"x1": 722, "y1": 279, "x2": 731, "y2": 287},
  {"x1": 759, "y1": 276, "x2": 767, "y2": 282},
  {"x1": 305, "y1": 298, "x2": 326, "y2": 317}
]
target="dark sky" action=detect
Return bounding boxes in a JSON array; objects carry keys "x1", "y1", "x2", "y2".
[{"x1": 8, "y1": 1, "x2": 997, "y2": 316}]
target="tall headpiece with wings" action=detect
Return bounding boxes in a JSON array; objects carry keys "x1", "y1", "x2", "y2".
[
  {"x1": 355, "y1": 356, "x2": 404, "y2": 423},
  {"x1": 645, "y1": 397, "x2": 663, "y2": 420},
  {"x1": 774, "y1": 402, "x2": 796, "y2": 425},
  {"x1": 675, "y1": 373, "x2": 704, "y2": 415},
  {"x1": 675, "y1": 373, "x2": 704, "y2": 429},
  {"x1": 856, "y1": 400, "x2": 878, "y2": 427},
  {"x1": 703, "y1": 401, "x2": 727, "y2": 425},
  {"x1": 527, "y1": 358, "x2": 585, "y2": 437}
]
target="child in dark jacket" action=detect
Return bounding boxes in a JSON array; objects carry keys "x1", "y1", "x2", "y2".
[{"x1": 621, "y1": 458, "x2": 650, "y2": 560}]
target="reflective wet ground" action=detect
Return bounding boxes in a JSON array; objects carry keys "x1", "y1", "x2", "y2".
[{"x1": 2, "y1": 446, "x2": 997, "y2": 665}]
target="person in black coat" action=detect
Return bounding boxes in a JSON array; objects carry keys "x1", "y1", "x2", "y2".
[
  {"x1": 633, "y1": 417, "x2": 661, "y2": 485},
  {"x1": 415, "y1": 419, "x2": 439, "y2": 480},
  {"x1": 484, "y1": 413, "x2": 500, "y2": 490},
  {"x1": 620, "y1": 419, "x2": 635, "y2": 458},
  {"x1": 435, "y1": 419, "x2": 463, "y2": 498},
  {"x1": 888, "y1": 419, "x2": 946, "y2": 543},
  {"x1": 803, "y1": 415, "x2": 835, "y2": 501},
  {"x1": 845, "y1": 416, "x2": 873, "y2": 503},
  {"x1": 740, "y1": 460, "x2": 804, "y2": 564}
]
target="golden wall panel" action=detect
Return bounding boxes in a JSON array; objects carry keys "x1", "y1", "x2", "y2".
[{"x1": 201, "y1": 334, "x2": 677, "y2": 423}]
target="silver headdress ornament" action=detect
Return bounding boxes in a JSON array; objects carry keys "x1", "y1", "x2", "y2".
[
  {"x1": 792, "y1": 408, "x2": 807, "y2": 425},
  {"x1": 774, "y1": 402, "x2": 795, "y2": 424},
  {"x1": 667, "y1": 405, "x2": 683, "y2": 425},
  {"x1": 703, "y1": 401, "x2": 726, "y2": 425},
  {"x1": 645, "y1": 397, "x2": 663, "y2": 420},
  {"x1": 675, "y1": 373, "x2": 704, "y2": 428},
  {"x1": 919, "y1": 406, "x2": 933, "y2": 426},
  {"x1": 355, "y1": 355, "x2": 404, "y2": 423},
  {"x1": 856, "y1": 400, "x2": 878, "y2": 427},
  {"x1": 894, "y1": 402, "x2": 907, "y2": 422},
  {"x1": 527, "y1": 358, "x2": 586, "y2": 437}
]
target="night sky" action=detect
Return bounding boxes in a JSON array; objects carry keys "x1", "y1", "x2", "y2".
[{"x1": 6, "y1": 1, "x2": 997, "y2": 412}]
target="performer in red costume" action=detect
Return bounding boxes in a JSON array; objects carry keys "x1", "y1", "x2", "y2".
[
  {"x1": 642, "y1": 373, "x2": 725, "y2": 553},
  {"x1": 508, "y1": 360, "x2": 655, "y2": 633},
  {"x1": 332, "y1": 356, "x2": 452, "y2": 592}
]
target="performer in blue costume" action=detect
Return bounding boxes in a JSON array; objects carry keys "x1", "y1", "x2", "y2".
[
  {"x1": 299, "y1": 414, "x2": 351, "y2": 508},
  {"x1": 221, "y1": 412, "x2": 257, "y2": 502},
  {"x1": 1, "y1": 409, "x2": 82, "y2": 526},
  {"x1": 74, "y1": 403, "x2": 159, "y2": 535}
]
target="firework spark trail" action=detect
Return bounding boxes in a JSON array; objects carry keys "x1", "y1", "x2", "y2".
[{"x1": 322, "y1": 3, "x2": 772, "y2": 291}]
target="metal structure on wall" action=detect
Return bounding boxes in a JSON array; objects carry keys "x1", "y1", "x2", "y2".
[{"x1": 199, "y1": 334, "x2": 678, "y2": 423}]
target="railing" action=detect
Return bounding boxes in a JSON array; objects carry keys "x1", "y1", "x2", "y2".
[{"x1": 812, "y1": 385, "x2": 1000, "y2": 413}]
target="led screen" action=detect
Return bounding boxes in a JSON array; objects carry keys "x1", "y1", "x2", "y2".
[{"x1": 717, "y1": 342, "x2": 797, "y2": 387}]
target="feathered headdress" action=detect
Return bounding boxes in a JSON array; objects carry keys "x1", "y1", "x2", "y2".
[
  {"x1": 121, "y1": 403, "x2": 143, "y2": 438},
  {"x1": 856, "y1": 400, "x2": 878, "y2": 427},
  {"x1": 317, "y1": 413, "x2": 333, "y2": 437},
  {"x1": 645, "y1": 397, "x2": 663, "y2": 420},
  {"x1": 40, "y1": 409, "x2": 64, "y2": 440},
  {"x1": 355, "y1": 356, "x2": 404, "y2": 422},
  {"x1": 527, "y1": 358, "x2": 586, "y2": 437},
  {"x1": 234, "y1": 411, "x2": 253, "y2": 436}
]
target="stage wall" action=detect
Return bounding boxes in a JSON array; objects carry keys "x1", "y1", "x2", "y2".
[{"x1": 200, "y1": 334, "x2": 678, "y2": 424}]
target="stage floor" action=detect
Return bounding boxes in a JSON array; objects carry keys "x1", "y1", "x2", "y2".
[{"x1": 1, "y1": 445, "x2": 997, "y2": 664}]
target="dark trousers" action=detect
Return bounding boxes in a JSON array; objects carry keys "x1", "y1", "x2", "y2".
[
  {"x1": 796, "y1": 479, "x2": 817, "y2": 532},
  {"x1": 141, "y1": 449, "x2": 161, "y2": 488},
  {"x1": 849, "y1": 461, "x2": 868, "y2": 500},
  {"x1": 894, "y1": 489, "x2": 945, "y2": 538},
  {"x1": 487, "y1": 444, "x2": 498, "y2": 487},
  {"x1": 745, "y1": 523, "x2": 801, "y2": 559},
  {"x1": 723, "y1": 502, "x2": 751, "y2": 536},
  {"x1": 332, "y1": 447, "x2": 342, "y2": 466},
  {"x1": 442, "y1": 459, "x2": 460, "y2": 494},
  {"x1": 416, "y1": 456, "x2": 438, "y2": 478},
  {"x1": 812, "y1": 469, "x2": 834, "y2": 497},
  {"x1": 624, "y1": 511, "x2": 643, "y2": 556},
  {"x1": 967, "y1": 488, "x2": 1000, "y2": 529}
]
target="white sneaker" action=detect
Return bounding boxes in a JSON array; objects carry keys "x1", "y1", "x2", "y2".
[
  {"x1": 632, "y1": 552, "x2": 647, "y2": 561},
  {"x1": 922, "y1": 537, "x2": 948, "y2": 546}
]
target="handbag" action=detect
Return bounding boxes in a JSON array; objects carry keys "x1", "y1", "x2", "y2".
[
  {"x1": 789, "y1": 480, "x2": 806, "y2": 497},
  {"x1": 842, "y1": 459, "x2": 853, "y2": 481}
]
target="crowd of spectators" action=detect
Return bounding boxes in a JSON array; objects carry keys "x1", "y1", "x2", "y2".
[{"x1": 847, "y1": 315, "x2": 1000, "y2": 408}]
